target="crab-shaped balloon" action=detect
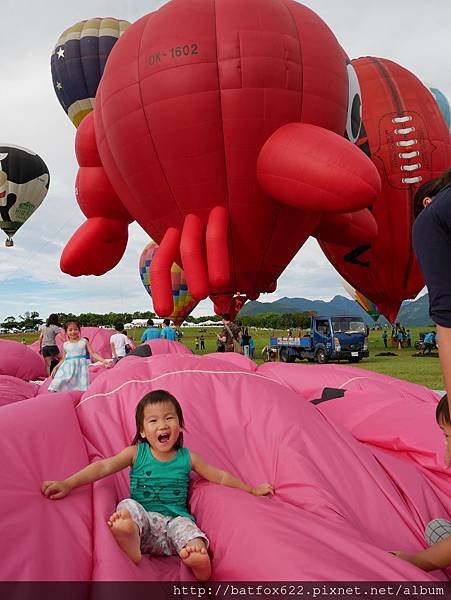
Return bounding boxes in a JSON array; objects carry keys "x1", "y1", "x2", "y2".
[{"x1": 60, "y1": 0, "x2": 381, "y2": 317}]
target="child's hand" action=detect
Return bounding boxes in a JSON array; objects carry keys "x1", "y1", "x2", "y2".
[
  {"x1": 445, "y1": 441, "x2": 450, "y2": 468},
  {"x1": 41, "y1": 480, "x2": 71, "y2": 499},
  {"x1": 251, "y1": 483, "x2": 274, "y2": 496}
]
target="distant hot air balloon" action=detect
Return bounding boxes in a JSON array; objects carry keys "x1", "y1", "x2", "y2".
[
  {"x1": 429, "y1": 87, "x2": 451, "y2": 130},
  {"x1": 139, "y1": 241, "x2": 198, "y2": 325},
  {"x1": 342, "y1": 280, "x2": 380, "y2": 323},
  {"x1": 51, "y1": 17, "x2": 130, "y2": 128},
  {"x1": 0, "y1": 145, "x2": 50, "y2": 247}
]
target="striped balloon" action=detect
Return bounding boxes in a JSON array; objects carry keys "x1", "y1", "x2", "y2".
[
  {"x1": 139, "y1": 241, "x2": 198, "y2": 325},
  {"x1": 342, "y1": 279, "x2": 380, "y2": 322},
  {"x1": 51, "y1": 18, "x2": 130, "y2": 128}
]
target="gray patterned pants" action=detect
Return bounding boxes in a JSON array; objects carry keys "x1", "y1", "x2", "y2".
[
  {"x1": 425, "y1": 519, "x2": 451, "y2": 546},
  {"x1": 117, "y1": 498, "x2": 209, "y2": 556}
]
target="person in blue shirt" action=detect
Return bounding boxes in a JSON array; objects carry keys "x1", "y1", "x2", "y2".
[
  {"x1": 140, "y1": 319, "x2": 161, "y2": 342},
  {"x1": 396, "y1": 329, "x2": 404, "y2": 350},
  {"x1": 248, "y1": 335, "x2": 255, "y2": 359},
  {"x1": 422, "y1": 331, "x2": 436, "y2": 355},
  {"x1": 161, "y1": 318, "x2": 176, "y2": 341},
  {"x1": 406, "y1": 330, "x2": 412, "y2": 348}
]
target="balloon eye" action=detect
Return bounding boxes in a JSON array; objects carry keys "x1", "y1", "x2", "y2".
[{"x1": 345, "y1": 63, "x2": 362, "y2": 144}]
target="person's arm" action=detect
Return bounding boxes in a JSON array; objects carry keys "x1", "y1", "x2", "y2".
[
  {"x1": 41, "y1": 446, "x2": 137, "y2": 499},
  {"x1": 437, "y1": 325, "x2": 451, "y2": 420},
  {"x1": 140, "y1": 330, "x2": 147, "y2": 343},
  {"x1": 39, "y1": 331, "x2": 43, "y2": 353},
  {"x1": 86, "y1": 342, "x2": 110, "y2": 366},
  {"x1": 393, "y1": 536, "x2": 451, "y2": 572},
  {"x1": 217, "y1": 326, "x2": 227, "y2": 343},
  {"x1": 190, "y1": 451, "x2": 274, "y2": 496},
  {"x1": 444, "y1": 434, "x2": 451, "y2": 468},
  {"x1": 110, "y1": 340, "x2": 117, "y2": 359},
  {"x1": 51, "y1": 351, "x2": 66, "y2": 377}
]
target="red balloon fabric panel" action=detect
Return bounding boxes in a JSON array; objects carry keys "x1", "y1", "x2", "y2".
[{"x1": 319, "y1": 57, "x2": 451, "y2": 323}]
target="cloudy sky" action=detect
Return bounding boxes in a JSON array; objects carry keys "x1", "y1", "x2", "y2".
[{"x1": 0, "y1": 0, "x2": 449, "y2": 322}]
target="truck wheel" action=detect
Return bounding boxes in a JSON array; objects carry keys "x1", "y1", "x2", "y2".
[
  {"x1": 315, "y1": 349, "x2": 327, "y2": 364},
  {"x1": 349, "y1": 357, "x2": 361, "y2": 363},
  {"x1": 279, "y1": 348, "x2": 295, "y2": 362}
]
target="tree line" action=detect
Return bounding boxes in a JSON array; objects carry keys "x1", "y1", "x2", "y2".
[
  {"x1": 239, "y1": 311, "x2": 312, "y2": 330},
  {"x1": 0, "y1": 310, "x2": 313, "y2": 333}
]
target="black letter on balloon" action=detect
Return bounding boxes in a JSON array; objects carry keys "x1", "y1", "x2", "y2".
[{"x1": 344, "y1": 244, "x2": 371, "y2": 267}]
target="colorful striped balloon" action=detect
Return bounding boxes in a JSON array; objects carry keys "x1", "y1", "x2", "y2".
[
  {"x1": 51, "y1": 18, "x2": 130, "y2": 128},
  {"x1": 139, "y1": 241, "x2": 198, "y2": 325},
  {"x1": 342, "y1": 280, "x2": 380, "y2": 322}
]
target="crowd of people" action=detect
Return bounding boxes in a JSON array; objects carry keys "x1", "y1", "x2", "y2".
[
  {"x1": 381, "y1": 324, "x2": 412, "y2": 349},
  {"x1": 38, "y1": 312, "x2": 257, "y2": 395}
]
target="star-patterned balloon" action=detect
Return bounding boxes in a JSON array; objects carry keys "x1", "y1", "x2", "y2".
[{"x1": 50, "y1": 17, "x2": 130, "y2": 128}]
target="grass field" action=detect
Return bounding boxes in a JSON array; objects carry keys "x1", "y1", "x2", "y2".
[{"x1": 2, "y1": 325, "x2": 443, "y2": 390}]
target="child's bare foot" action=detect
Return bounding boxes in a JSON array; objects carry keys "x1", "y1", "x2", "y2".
[
  {"x1": 108, "y1": 509, "x2": 141, "y2": 565},
  {"x1": 180, "y1": 540, "x2": 211, "y2": 581}
]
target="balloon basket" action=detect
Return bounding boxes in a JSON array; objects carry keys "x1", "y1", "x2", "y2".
[{"x1": 5, "y1": 238, "x2": 14, "y2": 247}]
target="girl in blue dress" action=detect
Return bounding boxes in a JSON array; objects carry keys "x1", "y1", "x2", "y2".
[{"x1": 49, "y1": 321, "x2": 110, "y2": 392}]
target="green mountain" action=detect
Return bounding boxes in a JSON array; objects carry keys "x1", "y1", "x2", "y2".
[
  {"x1": 396, "y1": 293, "x2": 434, "y2": 327},
  {"x1": 240, "y1": 293, "x2": 432, "y2": 327}
]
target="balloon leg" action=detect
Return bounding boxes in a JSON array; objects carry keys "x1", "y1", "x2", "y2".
[
  {"x1": 150, "y1": 227, "x2": 181, "y2": 316},
  {"x1": 180, "y1": 214, "x2": 209, "y2": 301}
]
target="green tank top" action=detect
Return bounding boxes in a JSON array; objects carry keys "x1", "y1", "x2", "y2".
[{"x1": 130, "y1": 443, "x2": 193, "y2": 521}]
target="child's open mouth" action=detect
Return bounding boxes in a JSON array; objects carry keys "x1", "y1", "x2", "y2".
[{"x1": 158, "y1": 433, "x2": 170, "y2": 444}]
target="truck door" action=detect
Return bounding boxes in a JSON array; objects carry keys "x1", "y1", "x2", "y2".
[
  {"x1": 314, "y1": 319, "x2": 331, "y2": 339},
  {"x1": 313, "y1": 318, "x2": 332, "y2": 363}
]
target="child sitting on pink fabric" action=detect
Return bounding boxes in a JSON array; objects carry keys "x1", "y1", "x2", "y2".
[{"x1": 42, "y1": 389, "x2": 274, "y2": 581}]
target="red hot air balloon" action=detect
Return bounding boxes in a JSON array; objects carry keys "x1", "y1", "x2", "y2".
[
  {"x1": 319, "y1": 57, "x2": 450, "y2": 323},
  {"x1": 60, "y1": 0, "x2": 381, "y2": 317}
]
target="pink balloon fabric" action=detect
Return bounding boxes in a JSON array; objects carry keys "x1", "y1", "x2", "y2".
[
  {"x1": 0, "y1": 353, "x2": 449, "y2": 581},
  {"x1": 144, "y1": 339, "x2": 193, "y2": 356},
  {"x1": 0, "y1": 375, "x2": 39, "y2": 406},
  {"x1": 0, "y1": 393, "x2": 92, "y2": 580},
  {"x1": 0, "y1": 339, "x2": 46, "y2": 380}
]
